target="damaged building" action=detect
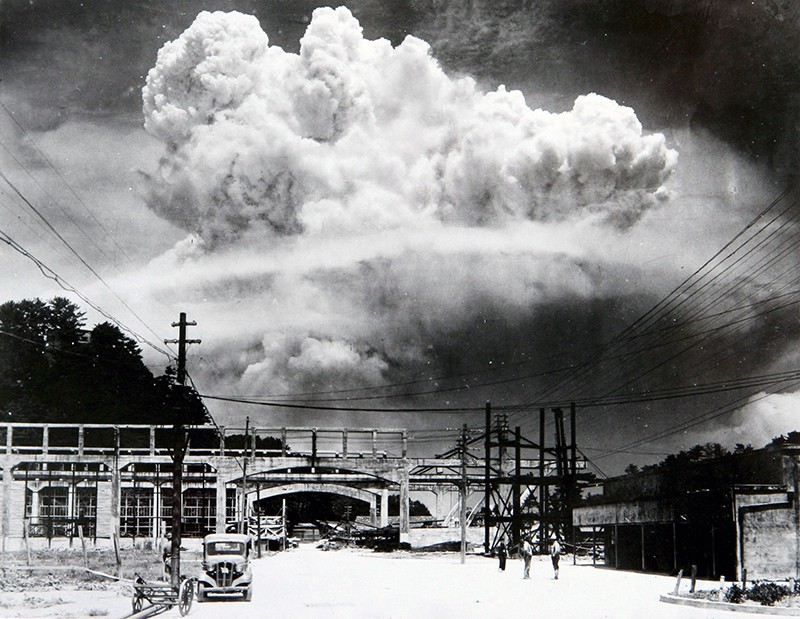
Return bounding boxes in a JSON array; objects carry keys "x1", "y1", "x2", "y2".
[{"x1": 573, "y1": 442, "x2": 800, "y2": 581}]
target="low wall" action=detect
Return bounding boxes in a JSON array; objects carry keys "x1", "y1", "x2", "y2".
[{"x1": 409, "y1": 527, "x2": 485, "y2": 550}]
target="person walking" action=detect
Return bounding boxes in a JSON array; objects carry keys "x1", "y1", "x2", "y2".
[
  {"x1": 550, "y1": 537, "x2": 562, "y2": 580},
  {"x1": 496, "y1": 541, "x2": 507, "y2": 572},
  {"x1": 521, "y1": 536, "x2": 533, "y2": 579}
]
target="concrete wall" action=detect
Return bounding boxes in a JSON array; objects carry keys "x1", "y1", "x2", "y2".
[
  {"x1": 573, "y1": 500, "x2": 673, "y2": 526},
  {"x1": 409, "y1": 526, "x2": 484, "y2": 550},
  {"x1": 735, "y1": 491, "x2": 796, "y2": 580}
]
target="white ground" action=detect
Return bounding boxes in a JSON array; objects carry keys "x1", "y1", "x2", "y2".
[{"x1": 0, "y1": 545, "x2": 744, "y2": 619}]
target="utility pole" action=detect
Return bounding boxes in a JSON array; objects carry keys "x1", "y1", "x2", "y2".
[
  {"x1": 164, "y1": 312, "x2": 200, "y2": 586},
  {"x1": 460, "y1": 423, "x2": 468, "y2": 565},
  {"x1": 484, "y1": 402, "x2": 491, "y2": 555},
  {"x1": 240, "y1": 416, "x2": 249, "y2": 535}
]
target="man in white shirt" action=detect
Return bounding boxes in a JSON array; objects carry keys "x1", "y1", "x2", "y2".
[
  {"x1": 550, "y1": 538, "x2": 562, "y2": 580},
  {"x1": 521, "y1": 536, "x2": 533, "y2": 579}
]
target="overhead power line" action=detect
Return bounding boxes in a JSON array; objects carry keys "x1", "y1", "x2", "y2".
[
  {"x1": 0, "y1": 226, "x2": 173, "y2": 359},
  {"x1": 200, "y1": 393, "x2": 486, "y2": 413},
  {"x1": 0, "y1": 101, "x2": 133, "y2": 265}
]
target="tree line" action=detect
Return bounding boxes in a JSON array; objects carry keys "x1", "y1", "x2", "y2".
[{"x1": 0, "y1": 297, "x2": 208, "y2": 426}]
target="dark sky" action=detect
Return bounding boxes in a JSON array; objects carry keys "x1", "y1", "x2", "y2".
[
  {"x1": 1, "y1": 0, "x2": 799, "y2": 475},
  {"x1": 4, "y1": 0, "x2": 799, "y2": 168}
]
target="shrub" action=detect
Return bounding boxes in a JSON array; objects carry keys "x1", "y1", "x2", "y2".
[
  {"x1": 746, "y1": 581, "x2": 790, "y2": 606},
  {"x1": 724, "y1": 585, "x2": 745, "y2": 604}
]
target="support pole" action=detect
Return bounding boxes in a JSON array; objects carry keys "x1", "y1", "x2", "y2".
[
  {"x1": 570, "y1": 402, "x2": 577, "y2": 477},
  {"x1": 460, "y1": 424, "x2": 467, "y2": 565},
  {"x1": 641, "y1": 525, "x2": 646, "y2": 571},
  {"x1": 164, "y1": 312, "x2": 200, "y2": 587},
  {"x1": 539, "y1": 408, "x2": 546, "y2": 553},
  {"x1": 257, "y1": 483, "x2": 262, "y2": 559},
  {"x1": 282, "y1": 499, "x2": 287, "y2": 552},
  {"x1": 240, "y1": 417, "x2": 250, "y2": 535},
  {"x1": 512, "y1": 427, "x2": 521, "y2": 547},
  {"x1": 484, "y1": 402, "x2": 491, "y2": 555}
]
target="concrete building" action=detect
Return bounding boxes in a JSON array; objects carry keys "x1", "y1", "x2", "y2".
[
  {"x1": 573, "y1": 444, "x2": 800, "y2": 580},
  {"x1": 0, "y1": 422, "x2": 483, "y2": 551}
]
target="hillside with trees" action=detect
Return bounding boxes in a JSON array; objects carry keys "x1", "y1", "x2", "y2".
[{"x1": 0, "y1": 296, "x2": 207, "y2": 426}]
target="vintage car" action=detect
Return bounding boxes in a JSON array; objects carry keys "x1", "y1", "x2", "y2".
[{"x1": 196, "y1": 533, "x2": 253, "y2": 602}]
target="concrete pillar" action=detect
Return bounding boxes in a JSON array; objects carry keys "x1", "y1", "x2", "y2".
[
  {"x1": 399, "y1": 466, "x2": 410, "y2": 544},
  {"x1": 380, "y1": 489, "x2": 389, "y2": 528},
  {"x1": 42, "y1": 426, "x2": 49, "y2": 455},
  {"x1": 78, "y1": 426, "x2": 84, "y2": 456},
  {"x1": 151, "y1": 484, "x2": 159, "y2": 539},
  {"x1": 793, "y1": 454, "x2": 800, "y2": 580},
  {"x1": 641, "y1": 525, "x2": 646, "y2": 571},
  {"x1": 342, "y1": 430, "x2": 348, "y2": 458},
  {"x1": 110, "y1": 457, "x2": 120, "y2": 541},
  {"x1": 369, "y1": 494, "x2": 377, "y2": 526},
  {"x1": 1, "y1": 460, "x2": 10, "y2": 549},
  {"x1": 215, "y1": 476, "x2": 227, "y2": 533},
  {"x1": 30, "y1": 486, "x2": 40, "y2": 519}
]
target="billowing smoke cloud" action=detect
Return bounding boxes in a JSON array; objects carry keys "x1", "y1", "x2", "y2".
[
  {"x1": 142, "y1": 8, "x2": 676, "y2": 246},
  {"x1": 139, "y1": 7, "x2": 680, "y2": 409},
  {"x1": 683, "y1": 390, "x2": 800, "y2": 453}
]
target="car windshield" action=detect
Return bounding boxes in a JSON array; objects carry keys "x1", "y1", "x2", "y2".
[{"x1": 206, "y1": 541, "x2": 245, "y2": 556}]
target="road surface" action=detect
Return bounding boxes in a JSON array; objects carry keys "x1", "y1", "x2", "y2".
[{"x1": 182, "y1": 544, "x2": 740, "y2": 619}]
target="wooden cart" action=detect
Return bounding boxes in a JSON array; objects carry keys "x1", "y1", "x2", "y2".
[{"x1": 131, "y1": 574, "x2": 194, "y2": 616}]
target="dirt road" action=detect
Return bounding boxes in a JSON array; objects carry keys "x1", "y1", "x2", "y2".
[{"x1": 184, "y1": 544, "x2": 737, "y2": 619}]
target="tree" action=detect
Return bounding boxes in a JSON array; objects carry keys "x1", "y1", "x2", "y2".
[
  {"x1": 0, "y1": 296, "x2": 208, "y2": 427},
  {"x1": 388, "y1": 495, "x2": 432, "y2": 517},
  {"x1": 223, "y1": 434, "x2": 288, "y2": 453},
  {"x1": 0, "y1": 297, "x2": 86, "y2": 421},
  {"x1": 624, "y1": 441, "x2": 757, "y2": 476},
  {"x1": 152, "y1": 367, "x2": 209, "y2": 426},
  {"x1": 769, "y1": 431, "x2": 800, "y2": 447}
]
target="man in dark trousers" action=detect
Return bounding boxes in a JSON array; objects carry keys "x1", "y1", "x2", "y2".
[
  {"x1": 550, "y1": 537, "x2": 562, "y2": 580},
  {"x1": 496, "y1": 541, "x2": 507, "y2": 571}
]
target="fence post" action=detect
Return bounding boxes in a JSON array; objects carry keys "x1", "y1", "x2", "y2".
[
  {"x1": 673, "y1": 569, "x2": 683, "y2": 595},
  {"x1": 78, "y1": 525, "x2": 88, "y2": 567},
  {"x1": 23, "y1": 520, "x2": 31, "y2": 566},
  {"x1": 113, "y1": 530, "x2": 122, "y2": 577}
]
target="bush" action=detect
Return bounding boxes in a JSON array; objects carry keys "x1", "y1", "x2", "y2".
[
  {"x1": 724, "y1": 585, "x2": 745, "y2": 604},
  {"x1": 746, "y1": 581, "x2": 790, "y2": 606}
]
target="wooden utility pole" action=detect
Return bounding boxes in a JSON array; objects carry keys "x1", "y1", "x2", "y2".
[
  {"x1": 240, "y1": 416, "x2": 250, "y2": 534},
  {"x1": 483, "y1": 402, "x2": 491, "y2": 555},
  {"x1": 460, "y1": 424, "x2": 468, "y2": 565},
  {"x1": 164, "y1": 312, "x2": 200, "y2": 586}
]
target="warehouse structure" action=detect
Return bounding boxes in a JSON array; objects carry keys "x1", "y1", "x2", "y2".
[
  {"x1": 573, "y1": 443, "x2": 800, "y2": 580},
  {"x1": 0, "y1": 422, "x2": 417, "y2": 549}
]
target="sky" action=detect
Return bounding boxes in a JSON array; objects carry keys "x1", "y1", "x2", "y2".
[{"x1": 1, "y1": 0, "x2": 800, "y2": 475}]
